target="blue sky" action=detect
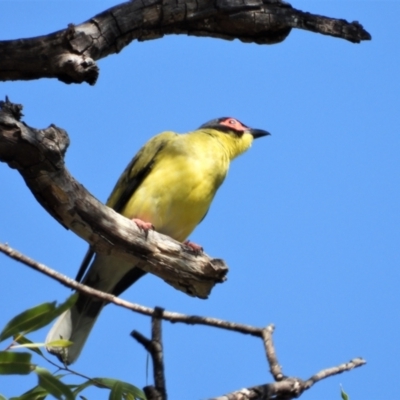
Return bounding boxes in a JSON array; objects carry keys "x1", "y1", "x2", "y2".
[{"x1": 1, "y1": 1, "x2": 399, "y2": 399}]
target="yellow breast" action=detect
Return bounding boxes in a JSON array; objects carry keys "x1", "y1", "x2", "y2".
[{"x1": 120, "y1": 132, "x2": 230, "y2": 241}]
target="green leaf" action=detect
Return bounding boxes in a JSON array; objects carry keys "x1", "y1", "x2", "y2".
[
  {"x1": 94, "y1": 378, "x2": 145, "y2": 400},
  {"x1": 44, "y1": 339, "x2": 73, "y2": 348},
  {"x1": 35, "y1": 366, "x2": 74, "y2": 400},
  {"x1": 11, "y1": 384, "x2": 49, "y2": 400},
  {"x1": 71, "y1": 377, "x2": 145, "y2": 400},
  {"x1": 0, "y1": 351, "x2": 33, "y2": 375},
  {"x1": 120, "y1": 382, "x2": 145, "y2": 399},
  {"x1": 10, "y1": 343, "x2": 46, "y2": 349},
  {"x1": 340, "y1": 385, "x2": 350, "y2": 400},
  {"x1": 17, "y1": 374, "x2": 72, "y2": 400},
  {"x1": 10, "y1": 342, "x2": 49, "y2": 353},
  {"x1": 71, "y1": 379, "x2": 96, "y2": 396},
  {"x1": 109, "y1": 381, "x2": 124, "y2": 400},
  {"x1": 0, "y1": 302, "x2": 57, "y2": 342},
  {"x1": 0, "y1": 294, "x2": 78, "y2": 342},
  {"x1": 0, "y1": 394, "x2": 7, "y2": 400},
  {"x1": 13, "y1": 335, "x2": 44, "y2": 356},
  {"x1": 53, "y1": 294, "x2": 78, "y2": 317}
]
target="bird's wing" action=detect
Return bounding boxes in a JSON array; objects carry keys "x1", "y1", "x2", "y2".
[
  {"x1": 75, "y1": 131, "x2": 179, "y2": 283},
  {"x1": 106, "y1": 131, "x2": 178, "y2": 212},
  {"x1": 75, "y1": 247, "x2": 95, "y2": 283}
]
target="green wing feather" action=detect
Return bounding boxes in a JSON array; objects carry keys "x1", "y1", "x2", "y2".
[
  {"x1": 75, "y1": 131, "x2": 178, "y2": 283},
  {"x1": 106, "y1": 131, "x2": 178, "y2": 212}
]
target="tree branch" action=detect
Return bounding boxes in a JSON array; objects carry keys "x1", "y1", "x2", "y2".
[
  {"x1": 0, "y1": 0, "x2": 371, "y2": 85},
  {"x1": 131, "y1": 308, "x2": 167, "y2": 400},
  {"x1": 0, "y1": 98, "x2": 228, "y2": 299},
  {"x1": 212, "y1": 354, "x2": 365, "y2": 399},
  {"x1": 0, "y1": 242, "x2": 262, "y2": 336},
  {"x1": 0, "y1": 242, "x2": 366, "y2": 399},
  {"x1": 261, "y1": 325, "x2": 284, "y2": 381}
]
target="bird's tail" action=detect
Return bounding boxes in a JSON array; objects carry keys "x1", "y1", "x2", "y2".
[
  {"x1": 46, "y1": 254, "x2": 147, "y2": 364},
  {"x1": 46, "y1": 295, "x2": 105, "y2": 364}
]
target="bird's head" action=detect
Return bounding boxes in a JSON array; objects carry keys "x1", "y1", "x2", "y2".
[{"x1": 199, "y1": 117, "x2": 270, "y2": 159}]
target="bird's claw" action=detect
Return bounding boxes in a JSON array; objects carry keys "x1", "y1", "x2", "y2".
[
  {"x1": 132, "y1": 218, "x2": 154, "y2": 237},
  {"x1": 183, "y1": 240, "x2": 203, "y2": 254}
]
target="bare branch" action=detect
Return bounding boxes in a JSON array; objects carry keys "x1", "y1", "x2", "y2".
[
  {"x1": 0, "y1": 98, "x2": 228, "y2": 299},
  {"x1": 211, "y1": 325, "x2": 366, "y2": 399},
  {"x1": 211, "y1": 359, "x2": 365, "y2": 400},
  {"x1": 0, "y1": 0, "x2": 371, "y2": 84},
  {"x1": 211, "y1": 379, "x2": 303, "y2": 400},
  {"x1": 303, "y1": 357, "x2": 366, "y2": 388},
  {"x1": 261, "y1": 325, "x2": 283, "y2": 381},
  {"x1": 0, "y1": 242, "x2": 366, "y2": 399},
  {"x1": 0, "y1": 242, "x2": 260, "y2": 336},
  {"x1": 151, "y1": 308, "x2": 167, "y2": 399},
  {"x1": 131, "y1": 307, "x2": 167, "y2": 400}
]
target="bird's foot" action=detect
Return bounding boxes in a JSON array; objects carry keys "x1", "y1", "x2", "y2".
[
  {"x1": 132, "y1": 218, "x2": 154, "y2": 237},
  {"x1": 183, "y1": 240, "x2": 203, "y2": 254}
]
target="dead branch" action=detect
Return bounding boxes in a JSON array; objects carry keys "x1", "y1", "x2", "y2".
[
  {"x1": 303, "y1": 357, "x2": 366, "y2": 388},
  {"x1": 130, "y1": 316, "x2": 365, "y2": 400},
  {"x1": 210, "y1": 330, "x2": 365, "y2": 400},
  {"x1": 131, "y1": 319, "x2": 366, "y2": 400},
  {"x1": 0, "y1": 242, "x2": 366, "y2": 399},
  {"x1": 0, "y1": 98, "x2": 228, "y2": 299},
  {"x1": 0, "y1": 242, "x2": 261, "y2": 336},
  {"x1": 0, "y1": 0, "x2": 371, "y2": 85},
  {"x1": 131, "y1": 308, "x2": 167, "y2": 400},
  {"x1": 261, "y1": 325, "x2": 283, "y2": 381}
]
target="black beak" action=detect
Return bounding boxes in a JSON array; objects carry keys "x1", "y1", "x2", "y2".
[{"x1": 249, "y1": 128, "x2": 271, "y2": 139}]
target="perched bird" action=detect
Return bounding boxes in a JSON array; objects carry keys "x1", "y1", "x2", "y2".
[{"x1": 46, "y1": 117, "x2": 270, "y2": 364}]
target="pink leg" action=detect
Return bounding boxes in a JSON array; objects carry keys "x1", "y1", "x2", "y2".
[
  {"x1": 184, "y1": 240, "x2": 203, "y2": 253},
  {"x1": 132, "y1": 218, "x2": 154, "y2": 232}
]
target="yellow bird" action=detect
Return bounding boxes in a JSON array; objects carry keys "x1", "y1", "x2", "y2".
[{"x1": 46, "y1": 117, "x2": 270, "y2": 364}]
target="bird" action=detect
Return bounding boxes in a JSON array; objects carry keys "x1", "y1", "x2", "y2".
[{"x1": 46, "y1": 117, "x2": 270, "y2": 364}]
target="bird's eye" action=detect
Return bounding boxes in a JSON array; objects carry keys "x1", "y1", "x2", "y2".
[{"x1": 228, "y1": 119, "x2": 236, "y2": 125}]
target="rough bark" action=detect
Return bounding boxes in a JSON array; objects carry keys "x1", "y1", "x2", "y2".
[
  {"x1": 0, "y1": 98, "x2": 228, "y2": 299},
  {"x1": 0, "y1": 0, "x2": 371, "y2": 85}
]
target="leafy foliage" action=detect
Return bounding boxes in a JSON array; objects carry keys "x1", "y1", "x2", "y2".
[
  {"x1": 0, "y1": 352, "x2": 32, "y2": 375},
  {"x1": 341, "y1": 386, "x2": 350, "y2": 400},
  {"x1": 0, "y1": 295, "x2": 77, "y2": 342},
  {"x1": 0, "y1": 298, "x2": 146, "y2": 400}
]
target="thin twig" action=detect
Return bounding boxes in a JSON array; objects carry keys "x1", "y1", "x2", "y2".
[
  {"x1": 131, "y1": 308, "x2": 167, "y2": 400},
  {"x1": 38, "y1": 350, "x2": 112, "y2": 390},
  {"x1": 211, "y1": 358, "x2": 365, "y2": 400},
  {"x1": 151, "y1": 308, "x2": 167, "y2": 399},
  {"x1": 130, "y1": 331, "x2": 151, "y2": 349},
  {"x1": 261, "y1": 324, "x2": 283, "y2": 381},
  {"x1": 303, "y1": 357, "x2": 366, "y2": 388},
  {"x1": 0, "y1": 243, "x2": 263, "y2": 337},
  {"x1": 211, "y1": 326, "x2": 366, "y2": 399}
]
